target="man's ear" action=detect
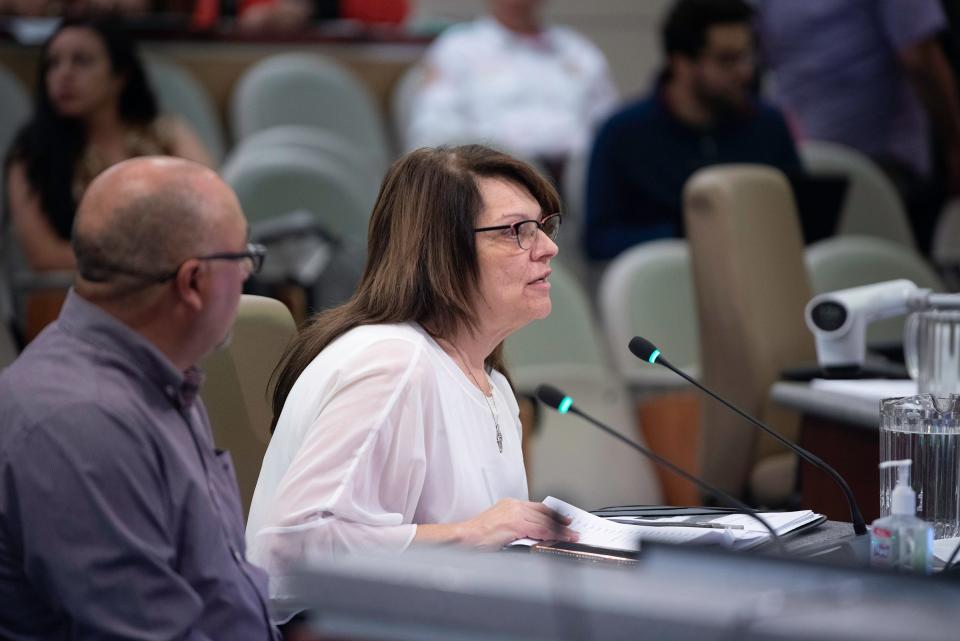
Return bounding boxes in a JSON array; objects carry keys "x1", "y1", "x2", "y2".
[{"x1": 173, "y1": 259, "x2": 204, "y2": 312}]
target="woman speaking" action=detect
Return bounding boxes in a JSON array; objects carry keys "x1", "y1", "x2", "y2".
[{"x1": 246, "y1": 145, "x2": 577, "y2": 616}]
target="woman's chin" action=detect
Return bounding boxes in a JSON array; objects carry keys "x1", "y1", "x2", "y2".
[{"x1": 528, "y1": 301, "x2": 553, "y2": 321}]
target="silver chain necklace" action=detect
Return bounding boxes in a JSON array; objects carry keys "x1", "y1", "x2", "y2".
[{"x1": 450, "y1": 343, "x2": 503, "y2": 454}]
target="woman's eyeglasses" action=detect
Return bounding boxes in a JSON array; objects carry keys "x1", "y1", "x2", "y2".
[{"x1": 474, "y1": 213, "x2": 562, "y2": 250}]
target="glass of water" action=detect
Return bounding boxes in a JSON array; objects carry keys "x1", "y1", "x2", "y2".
[{"x1": 880, "y1": 394, "x2": 960, "y2": 539}]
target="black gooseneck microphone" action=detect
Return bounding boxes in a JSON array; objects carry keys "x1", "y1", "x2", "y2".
[
  {"x1": 628, "y1": 336, "x2": 868, "y2": 537},
  {"x1": 535, "y1": 384, "x2": 786, "y2": 554}
]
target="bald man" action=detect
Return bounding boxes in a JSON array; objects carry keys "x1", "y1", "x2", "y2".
[{"x1": 0, "y1": 158, "x2": 277, "y2": 640}]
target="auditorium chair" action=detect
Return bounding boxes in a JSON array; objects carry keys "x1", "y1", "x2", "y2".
[
  {"x1": 0, "y1": 64, "x2": 29, "y2": 171},
  {"x1": 933, "y1": 199, "x2": 960, "y2": 290},
  {"x1": 597, "y1": 239, "x2": 702, "y2": 505},
  {"x1": 806, "y1": 235, "x2": 946, "y2": 344},
  {"x1": 800, "y1": 140, "x2": 915, "y2": 249},
  {"x1": 683, "y1": 164, "x2": 815, "y2": 506},
  {"x1": 144, "y1": 56, "x2": 226, "y2": 164},
  {"x1": 230, "y1": 52, "x2": 391, "y2": 173},
  {"x1": 598, "y1": 239, "x2": 700, "y2": 387},
  {"x1": 201, "y1": 295, "x2": 296, "y2": 518},
  {"x1": 228, "y1": 125, "x2": 385, "y2": 191},
  {"x1": 221, "y1": 145, "x2": 376, "y2": 247}
]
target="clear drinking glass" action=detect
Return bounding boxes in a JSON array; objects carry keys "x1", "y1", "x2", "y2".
[
  {"x1": 880, "y1": 394, "x2": 960, "y2": 539},
  {"x1": 904, "y1": 310, "x2": 960, "y2": 396}
]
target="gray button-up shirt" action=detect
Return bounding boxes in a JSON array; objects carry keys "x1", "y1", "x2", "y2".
[{"x1": 0, "y1": 290, "x2": 279, "y2": 641}]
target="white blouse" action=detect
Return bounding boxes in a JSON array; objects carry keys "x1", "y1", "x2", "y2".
[{"x1": 245, "y1": 322, "x2": 527, "y2": 612}]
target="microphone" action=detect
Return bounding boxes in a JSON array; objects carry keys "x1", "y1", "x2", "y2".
[
  {"x1": 628, "y1": 336, "x2": 868, "y2": 537},
  {"x1": 535, "y1": 384, "x2": 785, "y2": 553}
]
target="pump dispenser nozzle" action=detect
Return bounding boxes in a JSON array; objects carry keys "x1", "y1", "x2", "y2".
[{"x1": 880, "y1": 459, "x2": 916, "y2": 516}]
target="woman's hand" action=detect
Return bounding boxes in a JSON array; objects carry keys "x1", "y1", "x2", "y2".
[{"x1": 414, "y1": 498, "x2": 579, "y2": 551}]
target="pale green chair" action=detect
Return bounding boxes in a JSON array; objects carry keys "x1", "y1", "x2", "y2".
[
  {"x1": 230, "y1": 53, "x2": 391, "y2": 173},
  {"x1": 598, "y1": 239, "x2": 699, "y2": 390},
  {"x1": 933, "y1": 199, "x2": 960, "y2": 290},
  {"x1": 805, "y1": 235, "x2": 946, "y2": 344},
  {"x1": 0, "y1": 64, "x2": 29, "y2": 167},
  {"x1": 144, "y1": 56, "x2": 226, "y2": 164},
  {"x1": 228, "y1": 125, "x2": 385, "y2": 194},
  {"x1": 221, "y1": 145, "x2": 376, "y2": 247},
  {"x1": 800, "y1": 140, "x2": 915, "y2": 248}
]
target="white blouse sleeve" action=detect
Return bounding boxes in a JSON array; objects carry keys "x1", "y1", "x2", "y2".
[{"x1": 248, "y1": 337, "x2": 434, "y2": 581}]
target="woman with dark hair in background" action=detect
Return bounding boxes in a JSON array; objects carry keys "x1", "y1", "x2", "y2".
[
  {"x1": 5, "y1": 18, "x2": 212, "y2": 274},
  {"x1": 246, "y1": 144, "x2": 577, "y2": 623}
]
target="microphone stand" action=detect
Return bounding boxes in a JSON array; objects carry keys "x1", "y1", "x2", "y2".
[{"x1": 637, "y1": 346, "x2": 867, "y2": 537}]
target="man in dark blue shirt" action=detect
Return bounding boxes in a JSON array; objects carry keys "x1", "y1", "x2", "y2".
[
  {"x1": 0, "y1": 157, "x2": 278, "y2": 640},
  {"x1": 584, "y1": 0, "x2": 801, "y2": 261}
]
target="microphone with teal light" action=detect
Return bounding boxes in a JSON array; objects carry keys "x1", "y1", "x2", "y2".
[
  {"x1": 535, "y1": 384, "x2": 785, "y2": 552},
  {"x1": 628, "y1": 336, "x2": 868, "y2": 537}
]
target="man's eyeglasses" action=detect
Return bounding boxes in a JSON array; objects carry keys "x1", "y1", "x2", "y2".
[
  {"x1": 82, "y1": 243, "x2": 267, "y2": 284},
  {"x1": 700, "y1": 49, "x2": 755, "y2": 70},
  {"x1": 192, "y1": 243, "x2": 267, "y2": 278},
  {"x1": 474, "y1": 213, "x2": 562, "y2": 250}
]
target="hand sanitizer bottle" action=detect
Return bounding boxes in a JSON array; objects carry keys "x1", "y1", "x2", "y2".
[{"x1": 870, "y1": 459, "x2": 933, "y2": 573}]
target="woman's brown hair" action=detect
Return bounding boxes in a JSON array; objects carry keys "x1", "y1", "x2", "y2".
[{"x1": 270, "y1": 144, "x2": 561, "y2": 426}]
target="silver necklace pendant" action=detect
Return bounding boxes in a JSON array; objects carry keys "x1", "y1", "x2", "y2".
[
  {"x1": 450, "y1": 341, "x2": 504, "y2": 454},
  {"x1": 483, "y1": 392, "x2": 503, "y2": 454}
]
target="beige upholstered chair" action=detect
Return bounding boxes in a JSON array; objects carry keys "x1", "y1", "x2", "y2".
[
  {"x1": 683, "y1": 165, "x2": 816, "y2": 505},
  {"x1": 201, "y1": 295, "x2": 296, "y2": 518}
]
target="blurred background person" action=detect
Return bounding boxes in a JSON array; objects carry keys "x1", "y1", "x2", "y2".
[
  {"x1": 234, "y1": 0, "x2": 407, "y2": 31},
  {"x1": 757, "y1": 0, "x2": 960, "y2": 256},
  {"x1": 246, "y1": 145, "x2": 576, "y2": 623},
  {"x1": 69, "y1": 0, "x2": 152, "y2": 17},
  {"x1": 583, "y1": 0, "x2": 800, "y2": 262},
  {"x1": 4, "y1": 18, "x2": 212, "y2": 337},
  {"x1": 404, "y1": 0, "x2": 617, "y2": 183},
  {"x1": 0, "y1": 0, "x2": 58, "y2": 16}
]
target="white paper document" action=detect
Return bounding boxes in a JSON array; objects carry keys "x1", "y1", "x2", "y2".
[
  {"x1": 511, "y1": 498, "x2": 823, "y2": 552},
  {"x1": 512, "y1": 496, "x2": 648, "y2": 551},
  {"x1": 933, "y1": 537, "x2": 960, "y2": 566},
  {"x1": 612, "y1": 510, "x2": 823, "y2": 551}
]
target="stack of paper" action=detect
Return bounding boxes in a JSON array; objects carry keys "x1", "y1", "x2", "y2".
[
  {"x1": 511, "y1": 497, "x2": 824, "y2": 553},
  {"x1": 612, "y1": 509, "x2": 825, "y2": 551}
]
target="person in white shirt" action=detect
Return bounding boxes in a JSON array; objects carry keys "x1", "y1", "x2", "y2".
[
  {"x1": 246, "y1": 144, "x2": 578, "y2": 621},
  {"x1": 404, "y1": 0, "x2": 618, "y2": 171}
]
